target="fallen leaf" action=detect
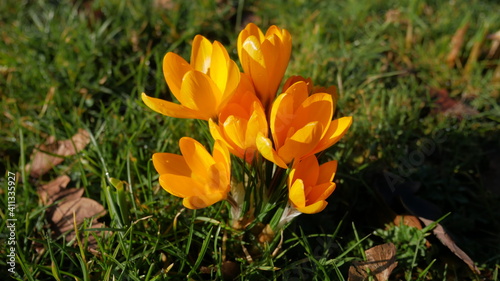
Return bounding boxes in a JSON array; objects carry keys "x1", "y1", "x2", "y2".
[
  {"x1": 348, "y1": 243, "x2": 398, "y2": 281},
  {"x1": 447, "y1": 23, "x2": 469, "y2": 68},
  {"x1": 30, "y1": 128, "x2": 108, "y2": 253},
  {"x1": 153, "y1": 0, "x2": 175, "y2": 10},
  {"x1": 393, "y1": 214, "x2": 422, "y2": 229},
  {"x1": 26, "y1": 129, "x2": 90, "y2": 178},
  {"x1": 384, "y1": 9, "x2": 408, "y2": 25},
  {"x1": 429, "y1": 88, "x2": 478, "y2": 119},
  {"x1": 419, "y1": 217, "x2": 480, "y2": 275},
  {"x1": 49, "y1": 197, "x2": 106, "y2": 235}
]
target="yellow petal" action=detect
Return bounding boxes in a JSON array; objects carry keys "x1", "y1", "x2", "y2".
[
  {"x1": 292, "y1": 93, "x2": 333, "y2": 134},
  {"x1": 163, "y1": 52, "x2": 193, "y2": 102},
  {"x1": 190, "y1": 35, "x2": 212, "y2": 73},
  {"x1": 223, "y1": 115, "x2": 246, "y2": 149},
  {"x1": 206, "y1": 163, "x2": 230, "y2": 192},
  {"x1": 181, "y1": 70, "x2": 220, "y2": 119},
  {"x1": 237, "y1": 23, "x2": 265, "y2": 59},
  {"x1": 152, "y1": 153, "x2": 190, "y2": 177},
  {"x1": 141, "y1": 93, "x2": 201, "y2": 119},
  {"x1": 179, "y1": 137, "x2": 215, "y2": 178},
  {"x1": 269, "y1": 92, "x2": 294, "y2": 148},
  {"x1": 289, "y1": 179, "x2": 306, "y2": 208},
  {"x1": 245, "y1": 102, "x2": 267, "y2": 149},
  {"x1": 212, "y1": 140, "x2": 231, "y2": 176},
  {"x1": 210, "y1": 41, "x2": 240, "y2": 103},
  {"x1": 159, "y1": 174, "x2": 203, "y2": 198},
  {"x1": 283, "y1": 75, "x2": 313, "y2": 93},
  {"x1": 183, "y1": 191, "x2": 227, "y2": 209},
  {"x1": 306, "y1": 182, "x2": 336, "y2": 205},
  {"x1": 296, "y1": 200, "x2": 327, "y2": 214},
  {"x1": 311, "y1": 116, "x2": 353, "y2": 155},
  {"x1": 277, "y1": 122, "x2": 323, "y2": 163},
  {"x1": 256, "y1": 132, "x2": 287, "y2": 168}
]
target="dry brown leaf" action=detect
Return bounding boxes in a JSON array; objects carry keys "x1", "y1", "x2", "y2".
[
  {"x1": 447, "y1": 23, "x2": 469, "y2": 68},
  {"x1": 419, "y1": 217, "x2": 480, "y2": 275},
  {"x1": 49, "y1": 197, "x2": 106, "y2": 235},
  {"x1": 38, "y1": 175, "x2": 72, "y2": 205},
  {"x1": 429, "y1": 88, "x2": 478, "y2": 119},
  {"x1": 153, "y1": 0, "x2": 175, "y2": 10},
  {"x1": 348, "y1": 243, "x2": 398, "y2": 281},
  {"x1": 393, "y1": 214, "x2": 422, "y2": 229},
  {"x1": 384, "y1": 9, "x2": 408, "y2": 25},
  {"x1": 26, "y1": 129, "x2": 90, "y2": 178}
]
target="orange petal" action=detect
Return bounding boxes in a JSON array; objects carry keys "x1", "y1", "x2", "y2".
[
  {"x1": 183, "y1": 191, "x2": 227, "y2": 209},
  {"x1": 142, "y1": 93, "x2": 202, "y2": 119},
  {"x1": 152, "y1": 153, "x2": 190, "y2": 177},
  {"x1": 283, "y1": 76, "x2": 313, "y2": 93},
  {"x1": 159, "y1": 174, "x2": 203, "y2": 198},
  {"x1": 311, "y1": 116, "x2": 353, "y2": 155},
  {"x1": 291, "y1": 156, "x2": 319, "y2": 188},
  {"x1": 292, "y1": 93, "x2": 333, "y2": 134},
  {"x1": 179, "y1": 137, "x2": 215, "y2": 178},
  {"x1": 306, "y1": 182, "x2": 336, "y2": 205},
  {"x1": 318, "y1": 160, "x2": 338, "y2": 183},
  {"x1": 212, "y1": 140, "x2": 231, "y2": 175},
  {"x1": 277, "y1": 122, "x2": 323, "y2": 163},
  {"x1": 206, "y1": 163, "x2": 230, "y2": 192}
]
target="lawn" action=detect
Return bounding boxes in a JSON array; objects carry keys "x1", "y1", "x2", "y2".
[{"x1": 1, "y1": 0, "x2": 499, "y2": 280}]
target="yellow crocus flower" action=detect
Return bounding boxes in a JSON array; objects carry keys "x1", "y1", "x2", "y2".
[
  {"x1": 237, "y1": 23, "x2": 292, "y2": 109},
  {"x1": 256, "y1": 81, "x2": 352, "y2": 168},
  {"x1": 152, "y1": 137, "x2": 231, "y2": 209},
  {"x1": 209, "y1": 89, "x2": 268, "y2": 163},
  {"x1": 288, "y1": 156, "x2": 338, "y2": 214},
  {"x1": 142, "y1": 35, "x2": 240, "y2": 120}
]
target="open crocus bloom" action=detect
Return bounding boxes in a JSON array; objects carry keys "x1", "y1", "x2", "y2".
[
  {"x1": 209, "y1": 90, "x2": 268, "y2": 163},
  {"x1": 256, "y1": 81, "x2": 352, "y2": 168},
  {"x1": 152, "y1": 137, "x2": 231, "y2": 209},
  {"x1": 288, "y1": 155, "x2": 337, "y2": 214},
  {"x1": 142, "y1": 35, "x2": 240, "y2": 120},
  {"x1": 237, "y1": 23, "x2": 292, "y2": 109}
]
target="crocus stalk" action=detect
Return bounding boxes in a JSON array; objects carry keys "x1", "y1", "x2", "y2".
[
  {"x1": 237, "y1": 23, "x2": 292, "y2": 109},
  {"x1": 209, "y1": 89, "x2": 268, "y2": 163},
  {"x1": 256, "y1": 81, "x2": 352, "y2": 168},
  {"x1": 142, "y1": 35, "x2": 240, "y2": 120},
  {"x1": 288, "y1": 155, "x2": 338, "y2": 214},
  {"x1": 152, "y1": 137, "x2": 231, "y2": 209}
]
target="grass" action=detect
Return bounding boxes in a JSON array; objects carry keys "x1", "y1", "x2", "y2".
[{"x1": 1, "y1": 0, "x2": 499, "y2": 280}]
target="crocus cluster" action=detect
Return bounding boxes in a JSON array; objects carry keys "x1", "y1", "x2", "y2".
[{"x1": 143, "y1": 23, "x2": 352, "y2": 231}]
